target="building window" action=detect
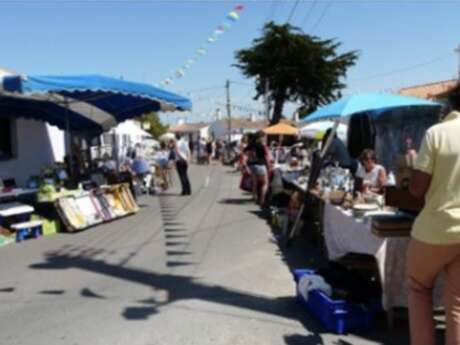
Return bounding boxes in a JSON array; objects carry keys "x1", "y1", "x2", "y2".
[
  {"x1": 0, "y1": 118, "x2": 14, "y2": 160},
  {"x1": 102, "y1": 133, "x2": 114, "y2": 146}
]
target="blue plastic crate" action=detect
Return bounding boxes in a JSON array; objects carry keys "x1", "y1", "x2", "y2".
[{"x1": 293, "y1": 269, "x2": 379, "y2": 335}]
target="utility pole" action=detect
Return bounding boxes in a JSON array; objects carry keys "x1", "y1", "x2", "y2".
[
  {"x1": 456, "y1": 45, "x2": 460, "y2": 81},
  {"x1": 226, "y1": 79, "x2": 232, "y2": 143},
  {"x1": 264, "y1": 79, "x2": 270, "y2": 122}
]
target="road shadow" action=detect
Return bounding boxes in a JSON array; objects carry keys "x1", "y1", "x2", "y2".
[
  {"x1": 283, "y1": 334, "x2": 323, "y2": 345},
  {"x1": 0, "y1": 287, "x2": 15, "y2": 293},
  {"x1": 219, "y1": 198, "x2": 254, "y2": 205},
  {"x1": 40, "y1": 290, "x2": 65, "y2": 295},
  {"x1": 166, "y1": 250, "x2": 192, "y2": 256},
  {"x1": 165, "y1": 241, "x2": 187, "y2": 247},
  {"x1": 164, "y1": 228, "x2": 187, "y2": 233},
  {"x1": 81, "y1": 287, "x2": 106, "y2": 299},
  {"x1": 163, "y1": 222, "x2": 184, "y2": 227},
  {"x1": 29, "y1": 248, "x2": 324, "y2": 342}
]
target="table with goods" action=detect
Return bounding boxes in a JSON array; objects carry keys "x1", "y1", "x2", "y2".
[
  {"x1": 0, "y1": 163, "x2": 141, "y2": 248},
  {"x1": 281, "y1": 164, "x2": 443, "y2": 332}
]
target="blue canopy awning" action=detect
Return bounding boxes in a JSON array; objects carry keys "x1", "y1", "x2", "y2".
[
  {"x1": 302, "y1": 92, "x2": 440, "y2": 122},
  {"x1": 0, "y1": 93, "x2": 111, "y2": 132},
  {"x1": 0, "y1": 74, "x2": 192, "y2": 132}
]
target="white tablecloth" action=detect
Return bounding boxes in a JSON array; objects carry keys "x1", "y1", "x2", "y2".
[
  {"x1": 0, "y1": 202, "x2": 34, "y2": 217},
  {"x1": 0, "y1": 188, "x2": 38, "y2": 200},
  {"x1": 323, "y1": 203, "x2": 442, "y2": 310}
]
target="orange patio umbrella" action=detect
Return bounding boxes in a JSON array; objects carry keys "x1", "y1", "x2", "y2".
[{"x1": 262, "y1": 122, "x2": 299, "y2": 136}]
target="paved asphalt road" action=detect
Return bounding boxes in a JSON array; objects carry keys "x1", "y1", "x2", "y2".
[{"x1": 0, "y1": 164, "x2": 408, "y2": 345}]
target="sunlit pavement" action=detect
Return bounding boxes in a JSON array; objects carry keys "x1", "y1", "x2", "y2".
[{"x1": 0, "y1": 164, "x2": 406, "y2": 345}]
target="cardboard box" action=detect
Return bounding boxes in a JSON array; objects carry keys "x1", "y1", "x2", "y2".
[{"x1": 384, "y1": 186, "x2": 424, "y2": 212}]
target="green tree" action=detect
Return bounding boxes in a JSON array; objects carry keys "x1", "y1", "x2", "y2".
[
  {"x1": 138, "y1": 112, "x2": 169, "y2": 138},
  {"x1": 235, "y1": 22, "x2": 359, "y2": 124}
]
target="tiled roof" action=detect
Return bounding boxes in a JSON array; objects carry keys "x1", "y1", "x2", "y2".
[
  {"x1": 212, "y1": 118, "x2": 269, "y2": 130},
  {"x1": 170, "y1": 122, "x2": 209, "y2": 133},
  {"x1": 399, "y1": 79, "x2": 458, "y2": 100}
]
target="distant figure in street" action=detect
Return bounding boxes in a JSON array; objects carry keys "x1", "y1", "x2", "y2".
[
  {"x1": 188, "y1": 139, "x2": 194, "y2": 162},
  {"x1": 206, "y1": 140, "x2": 213, "y2": 165},
  {"x1": 215, "y1": 140, "x2": 223, "y2": 161},
  {"x1": 407, "y1": 94, "x2": 460, "y2": 345},
  {"x1": 169, "y1": 135, "x2": 192, "y2": 196},
  {"x1": 197, "y1": 137, "x2": 207, "y2": 164}
]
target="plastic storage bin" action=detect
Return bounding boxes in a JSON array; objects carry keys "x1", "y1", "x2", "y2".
[{"x1": 293, "y1": 269, "x2": 379, "y2": 334}]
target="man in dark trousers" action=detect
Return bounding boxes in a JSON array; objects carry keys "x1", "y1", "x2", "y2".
[{"x1": 169, "y1": 134, "x2": 192, "y2": 195}]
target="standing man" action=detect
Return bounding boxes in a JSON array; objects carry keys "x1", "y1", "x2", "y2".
[
  {"x1": 188, "y1": 137, "x2": 194, "y2": 163},
  {"x1": 205, "y1": 139, "x2": 213, "y2": 165},
  {"x1": 408, "y1": 93, "x2": 460, "y2": 345},
  {"x1": 169, "y1": 134, "x2": 192, "y2": 196}
]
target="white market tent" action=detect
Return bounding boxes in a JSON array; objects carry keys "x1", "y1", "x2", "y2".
[
  {"x1": 112, "y1": 120, "x2": 155, "y2": 144},
  {"x1": 159, "y1": 132, "x2": 176, "y2": 142},
  {"x1": 299, "y1": 121, "x2": 348, "y2": 142},
  {"x1": 107, "y1": 120, "x2": 159, "y2": 162}
]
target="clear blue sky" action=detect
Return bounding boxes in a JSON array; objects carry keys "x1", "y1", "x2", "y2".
[{"x1": 0, "y1": 0, "x2": 459, "y2": 125}]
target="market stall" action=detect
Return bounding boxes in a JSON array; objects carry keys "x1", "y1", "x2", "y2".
[
  {"x1": 284, "y1": 93, "x2": 443, "y2": 331},
  {"x1": 322, "y1": 202, "x2": 443, "y2": 310},
  {"x1": 0, "y1": 73, "x2": 191, "y2": 245}
]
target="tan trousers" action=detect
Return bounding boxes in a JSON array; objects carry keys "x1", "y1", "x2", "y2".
[{"x1": 407, "y1": 239, "x2": 460, "y2": 345}]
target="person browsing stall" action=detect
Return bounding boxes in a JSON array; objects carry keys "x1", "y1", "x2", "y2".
[
  {"x1": 355, "y1": 149, "x2": 387, "y2": 193},
  {"x1": 169, "y1": 135, "x2": 192, "y2": 196},
  {"x1": 322, "y1": 128, "x2": 355, "y2": 172},
  {"x1": 244, "y1": 132, "x2": 271, "y2": 206},
  {"x1": 407, "y1": 94, "x2": 460, "y2": 345}
]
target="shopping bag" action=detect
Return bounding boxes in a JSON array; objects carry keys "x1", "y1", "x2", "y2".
[{"x1": 239, "y1": 173, "x2": 253, "y2": 192}]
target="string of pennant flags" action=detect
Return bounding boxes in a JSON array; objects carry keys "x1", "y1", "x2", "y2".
[{"x1": 159, "y1": 4, "x2": 244, "y2": 87}]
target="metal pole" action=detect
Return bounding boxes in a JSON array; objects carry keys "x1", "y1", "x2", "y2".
[
  {"x1": 264, "y1": 79, "x2": 270, "y2": 121},
  {"x1": 65, "y1": 98, "x2": 74, "y2": 179},
  {"x1": 286, "y1": 120, "x2": 340, "y2": 243},
  {"x1": 456, "y1": 45, "x2": 460, "y2": 81},
  {"x1": 226, "y1": 79, "x2": 232, "y2": 143}
]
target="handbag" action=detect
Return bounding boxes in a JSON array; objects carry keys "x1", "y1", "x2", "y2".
[{"x1": 239, "y1": 172, "x2": 253, "y2": 192}]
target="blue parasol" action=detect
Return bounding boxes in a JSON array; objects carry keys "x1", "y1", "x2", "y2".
[{"x1": 303, "y1": 92, "x2": 440, "y2": 122}]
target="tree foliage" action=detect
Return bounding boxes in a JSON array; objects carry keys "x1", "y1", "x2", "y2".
[
  {"x1": 235, "y1": 22, "x2": 359, "y2": 123},
  {"x1": 138, "y1": 112, "x2": 169, "y2": 138}
]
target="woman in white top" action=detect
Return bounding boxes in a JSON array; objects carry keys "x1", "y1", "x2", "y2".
[{"x1": 355, "y1": 149, "x2": 387, "y2": 193}]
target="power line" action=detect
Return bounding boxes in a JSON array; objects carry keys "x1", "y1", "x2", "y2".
[
  {"x1": 299, "y1": 0, "x2": 318, "y2": 28},
  {"x1": 230, "y1": 79, "x2": 253, "y2": 87},
  {"x1": 180, "y1": 84, "x2": 225, "y2": 94},
  {"x1": 350, "y1": 53, "x2": 455, "y2": 82},
  {"x1": 286, "y1": 0, "x2": 301, "y2": 23},
  {"x1": 0, "y1": 0, "x2": 458, "y2": 2},
  {"x1": 310, "y1": 0, "x2": 334, "y2": 33},
  {"x1": 266, "y1": 0, "x2": 278, "y2": 22}
]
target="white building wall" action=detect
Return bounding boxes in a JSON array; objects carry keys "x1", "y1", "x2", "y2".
[
  {"x1": 47, "y1": 124, "x2": 66, "y2": 161},
  {"x1": 0, "y1": 119, "x2": 65, "y2": 187},
  {"x1": 209, "y1": 121, "x2": 226, "y2": 139},
  {"x1": 199, "y1": 126, "x2": 210, "y2": 141}
]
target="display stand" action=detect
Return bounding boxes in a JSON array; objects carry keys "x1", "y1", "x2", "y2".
[{"x1": 55, "y1": 183, "x2": 139, "y2": 232}]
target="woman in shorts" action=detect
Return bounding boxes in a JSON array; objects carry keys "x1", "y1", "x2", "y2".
[{"x1": 244, "y1": 132, "x2": 271, "y2": 205}]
